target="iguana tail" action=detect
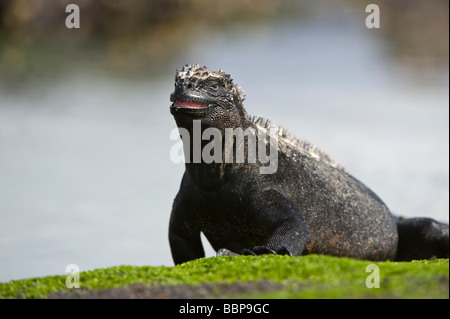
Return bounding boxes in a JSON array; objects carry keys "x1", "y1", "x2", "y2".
[{"x1": 395, "y1": 217, "x2": 449, "y2": 261}]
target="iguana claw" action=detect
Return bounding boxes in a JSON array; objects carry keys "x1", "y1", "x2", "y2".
[{"x1": 216, "y1": 248, "x2": 239, "y2": 256}]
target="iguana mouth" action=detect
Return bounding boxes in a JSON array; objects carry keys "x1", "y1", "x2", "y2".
[
  {"x1": 170, "y1": 98, "x2": 214, "y2": 116},
  {"x1": 173, "y1": 100, "x2": 210, "y2": 109}
]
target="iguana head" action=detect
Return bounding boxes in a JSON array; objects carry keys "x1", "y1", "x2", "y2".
[{"x1": 170, "y1": 64, "x2": 248, "y2": 130}]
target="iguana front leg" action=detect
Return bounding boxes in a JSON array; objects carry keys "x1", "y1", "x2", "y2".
[
  {"x1": 217, "y1": 221, "x2": 309, "y2": 257},
  {"x1": 218, "y1": 189, "x2": 310, "y2": 257},
  {"x1": 169, "y1": 195, "x2": 205, "y2": 265}
]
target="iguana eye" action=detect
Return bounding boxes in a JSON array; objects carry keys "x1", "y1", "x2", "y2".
[{"x1": 209, "y1": 83, "x2": 219, "y2": 91}]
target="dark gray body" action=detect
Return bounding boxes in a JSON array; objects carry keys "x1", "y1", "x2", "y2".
[
  {"x1": 168, "y1": 64, "x2": 449, "y2": 265},
  {"x1": 170, "y1": 124, "x2": 397, "y2": 264}
]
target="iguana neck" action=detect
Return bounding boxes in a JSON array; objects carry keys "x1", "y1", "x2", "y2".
[{"x1": 177, "y1": 117, "x2": 254, "y2": 191}]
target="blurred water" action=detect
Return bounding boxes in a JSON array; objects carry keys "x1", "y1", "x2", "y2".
[{"x1": 0, "y1": 16, "x2": 448, "y2": 282}]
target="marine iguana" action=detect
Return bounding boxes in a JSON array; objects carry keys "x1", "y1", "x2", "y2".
[{"x1": 168, "y1": 64, "x2": 449, "y2": 264}]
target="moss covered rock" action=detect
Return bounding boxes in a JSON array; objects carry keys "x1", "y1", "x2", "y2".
[{"x1": 1, "y1": 255, "x2": 448, "y2": 299}]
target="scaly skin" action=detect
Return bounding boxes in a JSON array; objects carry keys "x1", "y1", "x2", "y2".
[{"x1": 168, "y1": 64, "x2": 449, "y2": 264}]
